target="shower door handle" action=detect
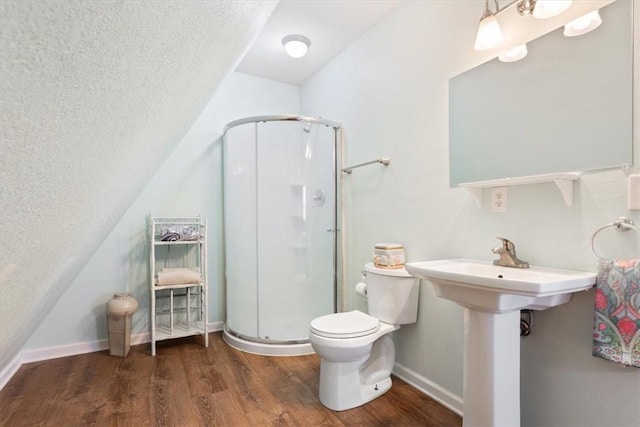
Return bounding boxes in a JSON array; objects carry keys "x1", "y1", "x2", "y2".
[{"x1": 326, "y1": 228, "x2": 340, "y2": 232}]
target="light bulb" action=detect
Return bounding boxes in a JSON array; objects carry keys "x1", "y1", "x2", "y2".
[
  {"x1": 499, "y1": 44, "x2": 528, "y2": 62},
  {"x1": 474, "y1": 14, "x2": 505, "y2": 51},
  {"x1": 564, "y1": 10, "x2": 602, "y2": 37},
  {"x1": 533, "y1": 0, "x2": 572, "y2": 19}
]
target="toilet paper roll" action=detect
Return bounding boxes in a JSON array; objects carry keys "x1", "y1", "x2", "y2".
[{"x1": 355, "y1": 282, "x2": 367, "y2": 298}]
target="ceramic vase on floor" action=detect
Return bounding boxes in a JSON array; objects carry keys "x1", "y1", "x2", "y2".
[{"x1": 106, "y1": 293, "x2": 139, "y2": 357}]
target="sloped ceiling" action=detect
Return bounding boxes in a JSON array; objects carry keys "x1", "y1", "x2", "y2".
[{"x1": 0, "y1": 0, "x2": 277, "y2": 370}]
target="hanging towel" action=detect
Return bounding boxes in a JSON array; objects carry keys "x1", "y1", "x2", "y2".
[{"x1": 592, "y1": 259, "x2": 640, "y2": 367}]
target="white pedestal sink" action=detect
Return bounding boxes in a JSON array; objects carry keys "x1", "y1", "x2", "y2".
[{"x1": 405, "y1": 259, "x2": 595, "y2": 427}]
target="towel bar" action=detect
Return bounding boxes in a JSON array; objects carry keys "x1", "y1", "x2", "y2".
[
  {"x1": 341, "y1": 158, "x2": 390, "y2": 174},
  {"x1": 590, "y1": 217, "x2": 640, "y2": 259}
]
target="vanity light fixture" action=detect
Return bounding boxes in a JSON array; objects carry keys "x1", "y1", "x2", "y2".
[
  {"x1": 475, "y1": 0, "x2": 576, "y2": 52},
  {"x1": 282, "y1": 34, "x2": 311, "y2": 58},
  {"x1": 563, "y1": 9, "x2": 602, "y2": 37},
  {"x1": 498, "y1": 43, "x2": 528, "y2": 62},
  {"x1": 474, "y1": 0, "x2": 505, "y2": 51}
]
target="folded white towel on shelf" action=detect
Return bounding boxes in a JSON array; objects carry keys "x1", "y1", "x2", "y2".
[{"x1": 157, "y1": 268, "x2": 201, "y2": 286}]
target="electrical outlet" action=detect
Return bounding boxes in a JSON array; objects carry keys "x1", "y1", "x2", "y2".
[{"x1": 491, "y1": 187, "x2": 508, "y2": 213}]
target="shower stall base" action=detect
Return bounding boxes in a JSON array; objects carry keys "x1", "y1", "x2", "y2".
[{"x1": 223, "y1": 325, "x2": 314, "y2": 356}]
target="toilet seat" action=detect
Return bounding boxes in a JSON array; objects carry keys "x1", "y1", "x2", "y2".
[{"x1": 310, "y1": 310, "x2": 379, "y2": 339}]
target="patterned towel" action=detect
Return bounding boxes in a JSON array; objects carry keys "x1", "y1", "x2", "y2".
[{"x1": 592, "y1": 259, "x2": 640, "y2": 367}]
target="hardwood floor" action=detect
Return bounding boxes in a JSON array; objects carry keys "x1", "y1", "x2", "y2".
[{"x1": 0, "y1": 332, "x2": 462, "y2": 426}]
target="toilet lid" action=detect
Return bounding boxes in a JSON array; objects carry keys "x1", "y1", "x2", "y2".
[{"x1": 310, "y1": 310, "x2": 379, "y2": 339}]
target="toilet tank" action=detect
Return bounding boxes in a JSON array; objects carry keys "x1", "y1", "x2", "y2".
[{"x1": 364, "y1": 263, "x2": 419, "y2": 325}]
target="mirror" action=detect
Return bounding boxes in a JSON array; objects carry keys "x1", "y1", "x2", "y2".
[{"x1": 449, "y1": 1, "x2": 632, "y2": 186}]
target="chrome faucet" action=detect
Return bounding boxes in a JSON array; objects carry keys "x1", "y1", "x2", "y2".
[{"x1": 491, "y1": 237, "x2": 529, "y2": 268}]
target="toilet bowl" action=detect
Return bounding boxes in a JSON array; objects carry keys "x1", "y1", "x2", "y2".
[{"x1": 309, "y1": 263, "x2": 419, "y2": 411}]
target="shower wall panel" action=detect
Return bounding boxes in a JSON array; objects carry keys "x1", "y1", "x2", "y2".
[{"x1": 224, "y1": 123, "x2": 258, "y2": 338}]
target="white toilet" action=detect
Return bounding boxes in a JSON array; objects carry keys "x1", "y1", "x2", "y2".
[{"x1": 309, "y1": 263, "x2": 419, "y2": 411}]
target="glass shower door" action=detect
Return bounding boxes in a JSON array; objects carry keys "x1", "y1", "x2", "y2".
[{"x1": 256, "y1": 120, "x2": 335, "y2": 341}]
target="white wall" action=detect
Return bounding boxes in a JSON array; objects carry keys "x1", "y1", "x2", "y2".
[
  {"x1": 25, "y1": 73, "x2": 300, "y2": 350},
  {"x1": 301, "y1": 1, "x2": 640, "y2": 426}
]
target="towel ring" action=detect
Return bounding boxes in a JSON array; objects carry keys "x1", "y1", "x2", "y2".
[{"x1": 590, "y1": 217, "x2": 640, "y2": 259}]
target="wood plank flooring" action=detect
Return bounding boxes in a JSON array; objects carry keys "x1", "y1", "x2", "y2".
[{"x1": 0, "y1": 332, "x2": 462, "y2": 426}]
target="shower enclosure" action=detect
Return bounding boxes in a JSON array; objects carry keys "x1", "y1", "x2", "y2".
[{"x1": 222, "y1": 115, "x2": 342, "y2": 355}]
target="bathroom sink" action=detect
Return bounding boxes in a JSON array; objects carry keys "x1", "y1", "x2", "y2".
[
  {"x1": 405, "y1": 259, "x2": 596, "y2": 313},
  {"x1": 406, "y1": 258, "x2": 596, "y2": 426}
]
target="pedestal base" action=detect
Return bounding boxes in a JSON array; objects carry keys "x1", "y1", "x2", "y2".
[{"x1": 463, "y1": 309, "x2": 520, "y2": 427}]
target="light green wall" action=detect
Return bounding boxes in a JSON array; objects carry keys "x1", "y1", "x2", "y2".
[
  {"x1": 301, "y1": 1, "x2": 640, "y2": 426},
  {"x1": 25, "y1": 73, "x2": 300, "y2": 349}
]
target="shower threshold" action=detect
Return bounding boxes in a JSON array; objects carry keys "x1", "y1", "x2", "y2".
[{"x1": 223, "y1": 325, "x2": 315, "y2": 356}]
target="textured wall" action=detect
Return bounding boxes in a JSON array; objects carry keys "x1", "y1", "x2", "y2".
[{"x1": 0, "y1": 0, "x2": 277, "y2": 370}]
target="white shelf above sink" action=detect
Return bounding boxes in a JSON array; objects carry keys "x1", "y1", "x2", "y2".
[{"x1": 459, "y1": 172, "x2": 581, "y2": 208}]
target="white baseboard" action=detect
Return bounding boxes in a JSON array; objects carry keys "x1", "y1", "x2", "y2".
[
  {"x1": 0, "y1": 352, "x2": 23, "y2": 391},
  {"x1": 3, "y1": 321, "x2": 225, "y2": 390},
  {"x1": 393, "y1": 362, "x2": 463, "y2": 416},
  {"x1": 209, "y1": 321, "x2": 224, "y2": 332},
  {"x1": 22, "y1": 339, "x2": 109, "y2": 364}
]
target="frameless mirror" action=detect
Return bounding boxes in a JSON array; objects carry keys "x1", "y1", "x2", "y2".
[{"x1": 449, "y1": 0, "x2": 632, "y2": 186}]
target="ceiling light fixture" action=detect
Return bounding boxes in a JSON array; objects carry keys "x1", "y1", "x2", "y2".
[
  {"x1": 282, "y1": 34, "x2": 311, "y2": 58},
  {"x1": 563, "y1": 9, "x2": 602, "y2": 37}
]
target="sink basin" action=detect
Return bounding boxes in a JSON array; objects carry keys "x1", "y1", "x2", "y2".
[{"x1": 405, "y1": 259, "x2": 595, "y2": 313}]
